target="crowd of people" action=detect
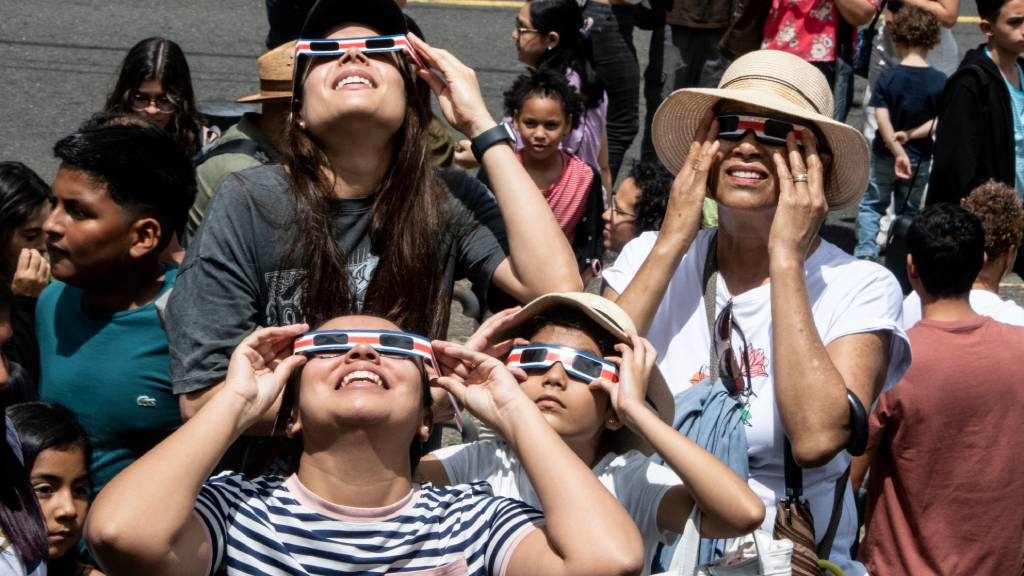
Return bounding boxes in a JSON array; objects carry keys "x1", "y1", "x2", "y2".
[{"x1": 1, "y1": 0, "x2": 1023, "y2": 575}]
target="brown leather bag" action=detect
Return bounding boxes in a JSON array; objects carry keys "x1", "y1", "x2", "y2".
[{"x1": 719, "y1": 0, "x2": 772, "y2": 61}]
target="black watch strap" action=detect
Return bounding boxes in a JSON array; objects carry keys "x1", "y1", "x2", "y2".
[{"x1": 470, "y1": 122, "x2": 516, "y2": 162}]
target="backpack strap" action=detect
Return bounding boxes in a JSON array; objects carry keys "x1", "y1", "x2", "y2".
[{"x1": 193, "y1": 138, "x2": 272, "y2": 167}]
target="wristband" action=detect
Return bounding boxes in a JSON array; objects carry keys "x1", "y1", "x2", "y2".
[{"x1": 470, "y1": 122, "x2": 516, "y2": 162}]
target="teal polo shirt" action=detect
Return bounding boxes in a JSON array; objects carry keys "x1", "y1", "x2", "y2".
[{"x1": 37, "y1": 267, "x2": 181, "y2": 493}]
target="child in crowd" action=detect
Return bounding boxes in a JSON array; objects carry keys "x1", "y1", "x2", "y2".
[
  {"x1": 1, "y1": 282, "x2": 48, "y2": 576},
  {"x1": 0, "y1": 162, "x2": 52, "y2": 392},
  {"x1": 481, "y1": 69, "x2": 604, "y2": 275},
  {"x1": 602, "y1": 159, "x2": 672, "y2": 254},
  {"x1": 86, "y1": 316, "x2": 645, "y2": 575},
  {"x1": 7, "y1": 402, "x2": 105, "y2": 576},
  {"x1": 929, "y1": 0, "x2": 1024, "y2": 205},
  {"x1": 903, "y1": 180, "x2": 1024, "y2": 326},
  {"x1": 104, "y1": 37, "x2": 215, "y2": 159},
  {"x1": 418, "y1": 293, "x2": 764, "y2": 575},
  {"x1": 36, "y1": 118, "x2": 196, "y2": 494},
  {"x1": 855, "y1": 5, "x2": 945, "y2": 261}
]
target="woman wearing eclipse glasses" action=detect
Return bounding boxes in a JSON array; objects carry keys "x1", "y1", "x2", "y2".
[
  {"x1": 85, "y1": 314, "x2": 646, "y2": 575},
  {"x1": 166, "y1": 0, "x2": 582, "y2": 433},
  {"x1": 602, "y1": 50, "x2": 911, "y2": 575}
]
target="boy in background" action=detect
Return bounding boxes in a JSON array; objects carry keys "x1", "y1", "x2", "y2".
[
  {"x1": 928, "y1": 0, "x2": 1024, "y2": 205},
  {"x1": 855, "y1": 5, "x2": 945, "y2": 261},
  {"x1": 37, "y1": 119, "x2": 196, "y2": 493}
]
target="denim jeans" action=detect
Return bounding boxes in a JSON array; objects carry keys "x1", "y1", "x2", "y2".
[
  {"x1": 584, "y1": 2, "x2": 641, "y2": 179},
  {"x1": 855, "y1": 152, "x2": 931, "y2": 259}
]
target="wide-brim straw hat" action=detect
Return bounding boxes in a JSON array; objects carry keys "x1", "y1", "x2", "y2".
[
  {"x1": 494, "y1": 293, "x2": 675, "y2": 456},
  {"x1": 652, "y1": 49, "x2": 870, "y2": 211},
  {"x1": 238, "y1": 40, "x2": 297, "y2": 103}
]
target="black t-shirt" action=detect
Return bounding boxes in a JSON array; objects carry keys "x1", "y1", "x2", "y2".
[
  {"x1": 870, "y1": 64, "x2": 948, "y2": 159},
  {"x1": 166, "y1": 164, "x2": 509, "y2": 395}
]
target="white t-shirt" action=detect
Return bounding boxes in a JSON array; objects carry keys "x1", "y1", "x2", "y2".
[
  {"x1": 603, "y1": 229, "x2": 911, "y2": 576},
  {"x1": 902, "y1": 288, "x2": 1024, "y2": 328},
  {"x1": 432, "y1": 440, "x2": 681, "y2": 575}
]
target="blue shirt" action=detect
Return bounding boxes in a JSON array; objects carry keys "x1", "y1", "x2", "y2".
[
  {"x1": 869, "y1": 64, "x2": 947, "y2": 159},
  {"x1": 986, "y1": 47, "x2": 1024, "y2": 195},
  {"x1": 36, "y1": 267, "x2": 180, "y2": 493}
]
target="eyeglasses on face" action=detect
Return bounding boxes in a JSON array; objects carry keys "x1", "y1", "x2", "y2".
[
  {"x1": 715, "y1": 114, "x2": 812, "y2": 147},
  {"x1": 513, "y1": 20, "x2": 541, "y2": 38},
  {"x1": 127, "y1": 91, "x2": 177, "y2": 114},
  {"x1": 610, "y1": 195, "x2": 637, "y2": 219}
]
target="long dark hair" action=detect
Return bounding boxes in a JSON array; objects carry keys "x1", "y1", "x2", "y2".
[
  {"x1": 7, "y1": 402, "x2": 92, "y2": 575},
  {"x1": 0, "y1": 162, "x2": 52, "y2": 277},
  {"x1": 104, "y1": 37, "x2": 206, "y2": 157},
  {"x1": 286, "y1": 53, "x2": 448, "y2": 337},
  {"x1": 529, "y1": 0, "x2": 604, "y2": 110},
  {"x1": 1, "y1": 291, "x2": 47, "y2": 572}
]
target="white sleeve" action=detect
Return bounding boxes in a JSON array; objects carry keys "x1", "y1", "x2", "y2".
[
  {"x1": 901, "y1": 292, "x2": 922, "y2": 329},
  {"x1": 429, "y1": 440, "x2": 497, "y2": 486},
  {"x1": 824, "y1": 268, "x2": 912, "y2": 394},
  {"x1": 601, "y1": 232, "x2": 658, "y2": 295},
  {"x1": 613, "y1": 453, "x2": 682, "y2": 546}
]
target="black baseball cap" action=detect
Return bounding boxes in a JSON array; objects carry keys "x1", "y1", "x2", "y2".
[{"x1": 299, "y1": 0, "x2": 409, "y2": 40}]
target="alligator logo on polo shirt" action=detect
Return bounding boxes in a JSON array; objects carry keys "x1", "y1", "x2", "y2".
[{"x1": 136, "y1": 396, "x2": 157, "y2": 407}]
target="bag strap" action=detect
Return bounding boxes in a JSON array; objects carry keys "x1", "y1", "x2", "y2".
[
  {"x1": 702, "y1": 231, "x2": 720, "y2": 382},
  {"x1": 818, "y1": 466, "x2": 851, "y2": 559},
  {"x1": 193, "y1": 138, "x2": 272, "y2": 167}
]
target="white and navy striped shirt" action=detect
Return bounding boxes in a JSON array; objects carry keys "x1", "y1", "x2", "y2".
[{"x1": 194, "y1": 472, "x2": 543, "y2": 576}]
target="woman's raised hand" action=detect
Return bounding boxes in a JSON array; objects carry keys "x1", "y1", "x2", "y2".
[
  {"x1": 769, "y1": 131, "x2": 828, "y2": 261},
  {"x1": 223, "y1": 324, "x2": 308, "y2": 429},
  {"x1": 11, "y1": 248, "x2": 50, "y2": 297},
  {"x1": 662, "y1": 113, "x2": 720, "y2": 244},
  {"x1": 407, "y1": 33, "x2": 496, "y2": 138},
  {"x1": 430, "y1": 341, "x2": 535, "y2": 439}
]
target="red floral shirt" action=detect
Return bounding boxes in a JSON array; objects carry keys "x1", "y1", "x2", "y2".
[{"x1": 762, "y1": 0, "x2": 880, "y2": 63}]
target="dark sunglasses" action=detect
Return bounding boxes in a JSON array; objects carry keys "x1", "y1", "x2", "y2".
[
  {"x1": 506, "y1": 344, "x2": 619, "y2": 384},
  {"x1": 714, "y1": 300, "x2": 754, "y2": 398},
  {"x1": 716, "y1": 114, "x2": 811, "y2": 147}
]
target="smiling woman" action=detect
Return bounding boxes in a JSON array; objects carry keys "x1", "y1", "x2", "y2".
[
  {"x1": 166, "y1": 0, "x2": 582, "y2": 440},
  {"x1": 603, "y1": 50, "x2": 911, "y2": 575}
]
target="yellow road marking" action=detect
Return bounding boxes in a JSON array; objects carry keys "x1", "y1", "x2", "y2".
[{"x1": 408, "y1": 0, "x2": 984, "y2": 24}]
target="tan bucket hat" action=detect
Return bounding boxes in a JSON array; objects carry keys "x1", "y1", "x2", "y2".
[
  {"x1": 652, "y1": 49, "x2": 870, "y2": 211},
  {"x1": 237, "y1": 40, "x2": 297, "y2": 103},
  {"x1": 494, "y1": 292, "x2": 675, "y2": 456}
]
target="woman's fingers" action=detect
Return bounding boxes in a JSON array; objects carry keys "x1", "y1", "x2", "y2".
[
  {"x1": 430, "y1": 375, "x2": 468, "y2": 406},
  {"x1": 803, "y1": 132, "x2": 827, "y2": 210},
  {"x1": 273, "y1": 354, "x2": 307, "y2": 388}
]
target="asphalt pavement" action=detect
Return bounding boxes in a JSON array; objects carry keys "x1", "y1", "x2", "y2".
[{"x1": 0, "y1": 0, "x2": 1016, "y2": 308}]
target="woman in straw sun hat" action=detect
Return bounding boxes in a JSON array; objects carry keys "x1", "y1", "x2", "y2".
[{"x1": 602, "y1": 49, "x2": 911, "y2": 575}]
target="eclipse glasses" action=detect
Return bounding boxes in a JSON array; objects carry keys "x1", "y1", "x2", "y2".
[
  {"x1": 715, "y1": 114, "x2": 811, "y2": 147},
  {"x1": 506, "y1": 344, "x2": 619, "y2": 384},
  {"x1": 293, "y1": 330, "x2": 436, "y2": 369},
  {"x1": 295, "y1": 34, "x2": 425, "y2": 69}
]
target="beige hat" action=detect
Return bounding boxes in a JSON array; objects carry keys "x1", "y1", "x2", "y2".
[
  {"x1": 237, "y1": 40, "x2": 297, "y2": 103},
  {"x1": 652, "y1": 49, "x2": 870, "y2": 211},
  {"x1": 494, "y1": 292, "x2": 675, "y2": 456}
]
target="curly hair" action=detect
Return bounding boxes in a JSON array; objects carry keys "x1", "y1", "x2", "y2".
[
  {"x1": 629, "y1": 159, "x2": 673, "y2": 233},
  {"x1": 889, "y1": 5, "x2": 941, "y2": 50},
  {"x1": 503, "y1": 67, "x2": 583, "y2": 130},
  {"x1": 961, "y1": 180, "x2": 1024, "y2": 261}
]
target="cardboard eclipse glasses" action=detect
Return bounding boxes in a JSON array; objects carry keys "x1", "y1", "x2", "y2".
[
  {"x1": 293, "y1": 330, "x2": 436, "y2": 369},
  {"x1": 715, "y1": 114, "x2": 811, "y2": 147},
  {"x1": 295, "y1": 34, "x2": 425, "y2": 70},
  {"x1": 506, "y1": 344, "x2": 619, "y2": 384}
]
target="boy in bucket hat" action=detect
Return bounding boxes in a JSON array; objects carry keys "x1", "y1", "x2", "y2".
[
  {"x1": 602, "y1": 50, "x2": 910, "y2": 575},
  {"x1": 188, "y1": 41, "x2": 294, "y2": 239},
  {"x1": 418, "y1": 293, "x2": 764, "y2": 575}
]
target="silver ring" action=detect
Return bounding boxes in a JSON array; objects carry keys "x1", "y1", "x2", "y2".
[{"x1": 792, "y1": 173, "x2": 809, "y2": 183}]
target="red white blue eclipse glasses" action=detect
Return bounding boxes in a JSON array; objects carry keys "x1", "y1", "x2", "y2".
[
  {"x1": 293, "y1": 330, "x2": 436, "y2": 369},
  {"x1": 506, "y1": 344, "x2": 618, "y2": 384},
  {"x1": 295, "y1": 35, "x2": 425, "y2": 69},
  {"x1": 715, "y1": 114, "x2": 811, "y2": 147}
]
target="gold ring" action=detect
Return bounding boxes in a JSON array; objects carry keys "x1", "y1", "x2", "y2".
[{"x1": 792, "y1": 173, "x2": 809, "y2": 183}]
